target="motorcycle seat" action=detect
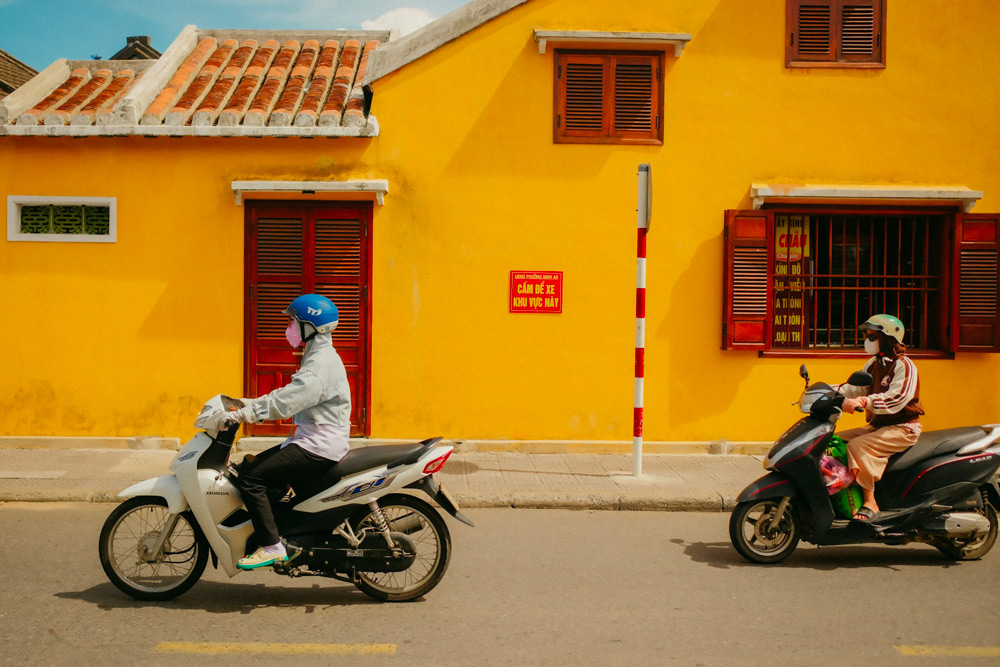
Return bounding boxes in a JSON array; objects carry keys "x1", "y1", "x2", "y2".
[
  {"x1": 291, "y1": 441, "x2": 434, "y2": 502},
  {"x1": 883, "y1": 426, "x2": 985, "y2": 473}
]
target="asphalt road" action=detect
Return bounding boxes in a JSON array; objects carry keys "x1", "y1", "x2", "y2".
[{"x1": 1, "y1": 502, "x2": 998, "y2": 666}]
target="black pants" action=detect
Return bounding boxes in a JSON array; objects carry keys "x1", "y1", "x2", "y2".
[{"x1": 236, "y1": 443, "x2": 335, "y2": 547}]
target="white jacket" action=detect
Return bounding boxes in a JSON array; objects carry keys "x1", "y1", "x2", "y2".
[{"x1": 246, "y1": 331, "x2": 352, "y2": 432}]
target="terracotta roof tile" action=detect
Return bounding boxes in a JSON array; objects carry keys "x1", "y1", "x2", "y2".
[
  {"x1": 270, "y1": 39, "x2": 320, "y2": 126},
  {"x1": 244, "y1": 40, "x2": 300, "y2": 126},
  {"x1": 343, "y1": 40, "x2": 380, "y2": 127},
  {"x1": 218, "y1": 39, "x2": 279, "y2": 126},
  {"x1": 42, "y1": 69, "x2": 112, "y2": 125},
  {"x1": 165, "y1": 38, "x2": 238, "y2": 125},
  {"x1": 192, "y1": 40, "x2": 257, "y2": 126},
  {"x1": 294, "y1": 40, "x2": 340, "y2": 126},
  {"x1": 320, "y1": 40, "x2": 362, "y2": 127},
  {"x1": 17, "y1": 68, "x2": 90, "y2": 125},
  {"x1": 143, "y1": 37, "x2": 218, "y2": 124},
  {"x1": 72, "y1": 70, "x2": 138, "y2": 126},
  {"x1": 2, "y1": 29, "x2": 387, "y2": 135}
]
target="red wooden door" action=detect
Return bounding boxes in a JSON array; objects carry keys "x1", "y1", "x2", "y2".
[{"x1": 245, "y1": 201, "x2": 371, "y2": 436}]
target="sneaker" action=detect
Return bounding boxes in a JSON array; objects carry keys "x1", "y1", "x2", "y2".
[{"x1": 238, "y1": 545, "x2": 288, "y2": 570}]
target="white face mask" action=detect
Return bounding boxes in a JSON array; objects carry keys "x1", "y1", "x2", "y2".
[
  {"x1": 285, "y1": 321, "x2": 302, "y2": 348},
  {"x1": 864, "y1": 338, "x2": 881, "y2": 355}
]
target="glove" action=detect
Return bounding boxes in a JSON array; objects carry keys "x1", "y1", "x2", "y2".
[{"x1": 222, "y1": 406, "x2": 258, "y2": 425}]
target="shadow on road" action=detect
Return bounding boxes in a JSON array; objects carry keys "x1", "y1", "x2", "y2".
[
  {"x1": 670, "y1": 538, "x2": 965, "y2": 571},
  {"x1": 56, "y1": 579, "x2": 394, "y2": 613}
]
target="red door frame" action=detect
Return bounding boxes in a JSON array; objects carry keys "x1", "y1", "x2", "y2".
[{"x1": 243, "y1": 200, "x2": 373, "y2": 437}]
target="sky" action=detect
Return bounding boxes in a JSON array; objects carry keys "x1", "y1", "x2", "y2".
[{"x1": 0, "y1": 0, "x2": 469, "y2": 70}]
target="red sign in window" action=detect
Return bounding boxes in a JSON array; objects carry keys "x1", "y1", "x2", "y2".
[{"x1": 510, "y1": 271, "x2": 563, "y2": 313}]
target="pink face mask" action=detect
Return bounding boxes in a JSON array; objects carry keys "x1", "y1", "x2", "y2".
[{"x1": 285, "y1": 321, "x2": 302, "y2": 348}]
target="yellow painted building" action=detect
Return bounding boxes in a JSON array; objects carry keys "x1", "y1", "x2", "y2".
[{"x1": 1, "y1": 0, "x2": 998, "y2": 447}]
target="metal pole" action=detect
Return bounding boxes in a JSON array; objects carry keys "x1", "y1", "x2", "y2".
[{"x1": 634, "y1": 164, "x2": 651, "y2": 477}]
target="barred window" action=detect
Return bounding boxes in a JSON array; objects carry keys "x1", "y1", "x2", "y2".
[
  {"x1": 7, "y1": 196, "x2": 116, "y2": 242},
  {"x1": 723, "y1": 209, "x2": 1000, "y2": 354}
]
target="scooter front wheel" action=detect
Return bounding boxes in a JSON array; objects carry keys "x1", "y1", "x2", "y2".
[
  {"x1": 730, "y1": 498, "x2": 800, "y2": 564},
  {"x1": 99, "y1": 496, "x2": 209, "y2": 601}
]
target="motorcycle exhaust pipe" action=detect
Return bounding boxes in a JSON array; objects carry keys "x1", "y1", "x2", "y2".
[{"x1": 923, "y1": 513, "x2": 992, "y2": 539}]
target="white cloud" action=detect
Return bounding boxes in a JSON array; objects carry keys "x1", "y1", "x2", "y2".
[{"x1": 361, "y1": 7, "x2": 434, "y2": 36}]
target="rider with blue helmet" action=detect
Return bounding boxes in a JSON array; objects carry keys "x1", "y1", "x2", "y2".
[{"x1": 226, "y1": 293, "x2": 352, "y2": 569}]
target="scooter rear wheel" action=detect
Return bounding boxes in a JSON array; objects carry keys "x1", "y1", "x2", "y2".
[
  {"x1": 730, "y1": 498, "x2": 800, "y2": 564},
  {"x1": 350, "y1": 494, "x2": 451, "y2": 602},
  {"x1": 932, "y1": 503, "x2": 998, "y2": 561}
]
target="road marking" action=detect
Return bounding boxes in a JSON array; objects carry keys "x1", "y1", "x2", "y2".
[
  {"x1": 895, "y1": 645, "x2": 1000, "y2": 657},
  {"x1": 156, "y1": 642, "x2": 396, "y2": 655},
  {"x1": 0, "y1": 470, "x2": 65, "y2": 479}
]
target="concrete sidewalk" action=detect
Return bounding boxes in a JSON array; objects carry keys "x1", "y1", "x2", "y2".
[{"x1": 0, "y1": 444, "x2": 766, "y2": 511}]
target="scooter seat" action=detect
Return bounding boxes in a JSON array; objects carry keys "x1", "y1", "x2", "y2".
[
  {"x1": 883, "y1": 426, "x2": 985, "y2": 473},
  {"x1": 290, "y1": 441, "x2": 433, "y2": 503}
]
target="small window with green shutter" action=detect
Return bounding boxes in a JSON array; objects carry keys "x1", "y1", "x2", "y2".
[
  {"x1": 554, "y1": 50, "x2": 663, "y2": 145},
  {"x1": 7, "y1": 196, "x2": 116, "y2": 242}
]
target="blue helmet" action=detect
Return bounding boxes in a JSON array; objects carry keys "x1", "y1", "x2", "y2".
[{"x1": 284, "y1": 294, "x2": 339, "y2": 334}]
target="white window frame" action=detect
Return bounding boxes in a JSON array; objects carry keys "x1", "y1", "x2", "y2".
[{"x1": 7, "y1": 195, "x2": 117, "y2": 243}]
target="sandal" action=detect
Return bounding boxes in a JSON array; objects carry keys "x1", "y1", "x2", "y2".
[{"x1": 852, "y1": 506, "x2": 877, "y2": 522}]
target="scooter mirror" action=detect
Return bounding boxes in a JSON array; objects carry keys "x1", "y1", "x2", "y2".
[
  {"x1": 846, "y1": 371, "x2": 873, "y2": 387},
  {"x1": 799, "y1": 365, "x2": 809, "y2": 383}
]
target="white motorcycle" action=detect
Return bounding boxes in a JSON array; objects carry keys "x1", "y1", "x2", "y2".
[{"x1": 98, "y1": 395, "x2": 472, "y2": 602}]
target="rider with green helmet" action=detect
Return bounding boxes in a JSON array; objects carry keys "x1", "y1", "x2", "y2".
[{"x1": 838, "y1": 314, "x2": 925, "y2": 522}]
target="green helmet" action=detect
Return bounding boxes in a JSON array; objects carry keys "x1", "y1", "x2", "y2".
[{"x1": 860, "y1": 314, "x2": 905, "y2": 344}]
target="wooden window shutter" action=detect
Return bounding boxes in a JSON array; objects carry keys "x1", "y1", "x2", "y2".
[
  {"x1": 613, "y1": 55, "x2": 659, "y2": 141},
  {"x1": 839, "y1": 0, "x2": 882, "y2": 63},
  {"x1": 788, "y1": 0, "x2": 835, "y2": 63},
  {"x1": 723, "y1": 210, "x2": 773, "y2": 350},
  {"x1": 952, "y1": 214, "x2": 1000, "y2": 352},
  {"x1": 557, "y1": 54, "x2": 608, "y2": 139}
]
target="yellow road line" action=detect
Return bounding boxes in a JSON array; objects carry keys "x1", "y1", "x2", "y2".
[
  {"x1": 156, "y1": 642, "x2": 396, "y2": 655},
  {"x1": 895, "y1": 645, "x2": 1000, "y2": 657}
]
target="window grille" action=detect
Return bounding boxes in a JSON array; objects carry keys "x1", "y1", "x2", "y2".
[
  {"x1": 772, "y1": 213, "x2": 946, "y2": 350},
  {"x1": 7, "y1": 196, "x2": 116, "y2": 242}
]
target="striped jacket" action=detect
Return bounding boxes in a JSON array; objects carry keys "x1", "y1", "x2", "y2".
[{"x1": 842, "y1": 354, "x2": 925, "y2": 428}]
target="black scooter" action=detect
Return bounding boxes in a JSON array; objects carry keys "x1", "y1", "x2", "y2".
[{"x1": 730, "y1": 365, "x2": 1000, "y2": 564}]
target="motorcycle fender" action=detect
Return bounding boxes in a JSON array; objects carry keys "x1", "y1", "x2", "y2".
[
  {"x1": 736, "y1": 472, "x2": 798, "y2": 503},
  {"x1": 118, "y1": 475, "x2": 189, "y2": 515},
  {"x1": 407, "y1": 476, "x2": 475, "y2": 527}
]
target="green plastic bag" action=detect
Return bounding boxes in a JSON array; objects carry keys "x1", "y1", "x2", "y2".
[{"x1": 825, "y1": 435, "x2": 864, "y2": 519}]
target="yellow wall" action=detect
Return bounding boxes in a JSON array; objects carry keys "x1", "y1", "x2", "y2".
[{"x1": 1, "y1": 0, "x2": 998, "y2": 442}]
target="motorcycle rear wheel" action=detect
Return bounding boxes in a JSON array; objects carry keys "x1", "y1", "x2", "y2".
[
  {"x1": 932, "y1": 503, "x2": 998, "y2": 561},
  {"x1": 99, "y1": 496, "x2": 208, "y2": 601},
  {"x1": 730, "y1": 498, "x2": 800, "y2": 564},
  {"x1": 350, "y1": 494, "x2": 451, "y2": 602}
]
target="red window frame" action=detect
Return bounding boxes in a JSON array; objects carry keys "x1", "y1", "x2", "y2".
[{"x1": 722, "y1": 208, "x2": 1000, "y2": 355}]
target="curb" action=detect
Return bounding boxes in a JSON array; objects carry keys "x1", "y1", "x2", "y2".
[{"x1": 0, "y1": 490, "x2": 738, "y2": 511}]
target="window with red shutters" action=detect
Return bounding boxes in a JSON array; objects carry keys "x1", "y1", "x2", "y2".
[
  {"x1": 786, "y1": 0, "x2": 886, "y2": 68},
  {"x1": 554, "y1": 51, "x2": 663, "y2": 145},
  {"x1": 722, "y1": 209, "x2": 1000, "y2": 355},
  {"x1": 952, "y1": 215, "x2": 1000, "y2": 352}
]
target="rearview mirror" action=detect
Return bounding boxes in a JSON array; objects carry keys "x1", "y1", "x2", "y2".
[
  {"x1": 846, "y1": 371, "x2": 873, "y2": 387},
  {"x1": 799, "y1": 365, "x2": 810, "y2": 383}
]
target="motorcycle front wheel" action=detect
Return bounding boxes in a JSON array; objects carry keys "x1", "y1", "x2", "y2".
[
  {"x1": 932, "y1": 503, "x2": 998, "y2": 561},
  {"x1": 351, "y1": 494, "x2": 451, "y2": 602},
  {"x1": 730, "y1": 498, "x2": 800, "y2": 564},
  {"x1": 99, "y1": 496, "x2": 209, "y2": 601}
]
